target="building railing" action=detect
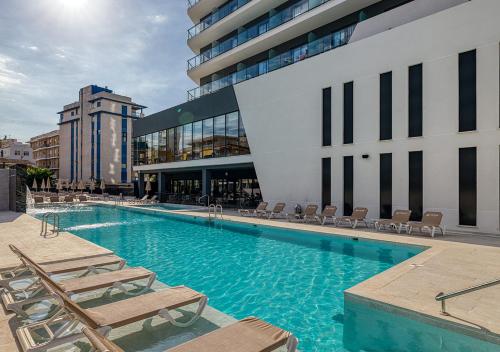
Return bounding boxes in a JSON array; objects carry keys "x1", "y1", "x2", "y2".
[
  {"x1": 187, "y1": 23, "x2": 355, "y2": 101},
  {"x1": 188, "y1": 0, "x2": 201, "y2": 8},
  {"x1": 188, "y1": 0, "x2": 330, "y2": 71},
  {"x1": 188, "y1": 0, "x2": 252, "y2": 39}
]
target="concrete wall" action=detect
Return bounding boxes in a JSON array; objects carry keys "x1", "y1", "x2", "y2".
[
  {"x1": 0, "y1": 169, "x2": 10, "y2": 211},
  {"x1": 233, "y1": 0, "x2": 500, "y2": 234}
]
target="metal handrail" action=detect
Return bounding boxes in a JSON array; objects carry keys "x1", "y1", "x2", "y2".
[
  {"x1": 40, "y1": 212, "x2": 60, "y2": 237},
  {"x1": 435, "y1": 278, "x2": 500, "y2": 314},
  {"x1": 216, "y1": 204, "x2": 223, "y2": 219}
]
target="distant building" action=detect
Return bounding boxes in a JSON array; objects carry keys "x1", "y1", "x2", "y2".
[
  {"x1": 30, "y1": 130, "x2": 60, "y2": 178},
  {"x1": 0, "y1": 138, "x2": 33, "y2": 164},
  {"x1": 58, "y1": 85, "x2": 146, "y2": 189}
]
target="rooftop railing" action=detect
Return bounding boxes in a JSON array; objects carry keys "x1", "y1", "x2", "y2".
[
  {"x1": 188, "y1": 0, "x2": 330, "y2": 71},
  {"x1": 187, "y1": 24, "x2": 355, "y2": 101},
  {"x1": 188, "y1": 0, "x2": 252, "y2": 39},
  {"x1": 188, "y1": 0, "x2": 201, "y2": 9}
]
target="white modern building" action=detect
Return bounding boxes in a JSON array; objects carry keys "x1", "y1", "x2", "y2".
[
  {"x1": 58, "y1": 85, "x2": 146, "y2": 190},
  {"x1": 0, "y1": 138, "x2": 33, "y2": 164},
  {"x1": 133, "y1": 0, "x2": 500, "y2": 234}
]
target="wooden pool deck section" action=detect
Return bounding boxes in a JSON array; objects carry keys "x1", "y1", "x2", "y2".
[{"x1": 1, "y1": 204, "x2": 500, "y2": 350}]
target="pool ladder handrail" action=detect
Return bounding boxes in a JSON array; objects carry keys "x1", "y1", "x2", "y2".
[
  {"x1": 208, "y1": 203, "x2": 223, "y2": 221},
  {"x1": 435, "y1": 277, "x2": 500, "y2": 315},
  {"x1": 40, "y1": 212, "x2": 60, "y2": 237}
]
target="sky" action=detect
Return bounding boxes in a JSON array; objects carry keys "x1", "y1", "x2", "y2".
[{"x1": 0, "y1": 0, "x2": 193, "y2": 142}]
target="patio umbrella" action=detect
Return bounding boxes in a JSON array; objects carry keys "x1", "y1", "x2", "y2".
[
  {"x1": 70, "y1": 180, "x2": 76, "y2": 191},
  {"x1": 56, "y1": 179, "x2": 62, "y2": 192},
  {"x1": 46, "y1": 178, "x2": 51, "y2": 191},
  {"x1": 145, "y1": 178, "x2": 152, "y2": 194},
  {"x1": 89, "y1": 179, "x2": 96, "y2": 194},
  {"x1": 99, "y1": 180, "x2": 106, "y2": 192},
  {"x1": 78, "y1": 180, "x2": 85, "y2": 193},
  {"x1": 32, "y1": 179, "x2": 38, "y2": 191},
  {"x1": 40, "y1": 179, "x2": 46, "y2": 191}
]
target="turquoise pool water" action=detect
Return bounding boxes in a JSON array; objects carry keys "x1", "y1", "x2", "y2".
[{"x1": 32, "y1": 205, "x2": 496, "y2": 351}]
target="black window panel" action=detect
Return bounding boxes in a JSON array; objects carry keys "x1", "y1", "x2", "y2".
[
  {"x1": 380, "y1": 71, "x2": 392, "y2": 140},
  {"x1": 459, "y1": 147, "x2": 477, "y2": 226},
  {"x1": 343, "y1": 81, "x2": 354, "y2": 144},
  {"x1": 343, "y1": 156, "x2": 353, "y2": 216},
  {"x1": 459, "y1": 50, "x2": 477, "y2": 132},
  {"x1": 321, "y1": 158, "x2": 331, "y2": 209},
  {"x1": 408, "y1": 151, "x2": 423, "y2": 221},
  {"x1": 380, "y1": 153, "x2": 392, "y2": 219},
  {"x1": 408, "y1": 64, "x2": 423, "y2": 137},
  {"x1": 322, "y1": 87, "x2": 332, "y2": 146}
]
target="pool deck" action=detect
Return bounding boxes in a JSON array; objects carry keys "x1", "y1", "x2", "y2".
[{"x1": 1, "y1": 204, "x2": 500, "y2": 350}]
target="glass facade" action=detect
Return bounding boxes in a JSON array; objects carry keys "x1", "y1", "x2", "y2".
[
  {"x1": 133, "y1": 111, "x2": 250, "y2": 166},
  {"x1": 187, "y1": 24, "x2": 356, "y2": 100}
]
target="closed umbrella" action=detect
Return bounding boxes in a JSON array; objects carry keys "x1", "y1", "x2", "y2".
[
  {"x1": 145, "y1": 178, "x2": 152, "y2": 194},
  {"x1": 46, "y1": 178, "x2": 51, "y2": 191},
  {"x1": 32, "y1": 179, "x2": 38, "y2": 192},
  {"x1": 70, "y1": 180, "x2": 76, "y2": 191},
  {"x1": 40, "y1": 179, "x2": 46, "y2": 191},
  {"x1": 99, "y1": 180, "x2": 106, "y2": 192},
  {"x1": 89, "y1": 179, "x2": 96, "y2": 194},
  {"x1": 56, "y1": 179, "x2": 62, "y2": 191},
  {"x1": 78, "y1": 180, "x2": 85, "y2": 193}
]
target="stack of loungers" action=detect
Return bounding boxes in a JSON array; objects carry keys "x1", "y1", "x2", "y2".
[{"x1": 0, "y1": 245, "x2": 298, "y2": 352}]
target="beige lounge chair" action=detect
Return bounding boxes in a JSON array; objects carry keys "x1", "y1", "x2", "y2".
[
  {"x1": 78, "y1": 195, "x2": 88, "y2": 202},
  {"x1": 16, "y1": 275, "x2": 207, "y2": 352},
  {"x1": 315, "y1": 205, "x2": 337, "y2": 225},
  {"x1": 64, "y1": 195, "x2": 74, "y2": 203},
  {"x1": 262, "y1": 202, "x2": 286, "y2": 219},
  {"x1": 374, "y1": 209, "x2": 412, "y2": 233},
  {"x1": 33, "y1": 196, "x2": 44, "y2": 204},
  {"x1": 82, "y1": 316, "x2": 298, "y2": 352},
  {"x1": 406, "y1": 211, "x2": 445, "y2": 238},
  {"x1": 129, "y1": 195, "x2": 148, "y2": 204},
  {"x1": 238, "y1": 201, "x2": 268, "y2": 217},
  {"x1": 336, "y1": 207, "x2": 369, "y2": 228},
  {"x1": 146, "y1": 195, "x2": 158, "y2": 204},
  {"x1": 288, "y1": 204, "x2": 318, "y2": 223},
  {"x1": 2, "y1": 246, "x2": 155, "y2": 316},
  {"x1": 49, "y1": 196, "x2": 60, "y2": 203},
  {"x1": 0, "y1": 245, "x2": 125, "y2": 290}
]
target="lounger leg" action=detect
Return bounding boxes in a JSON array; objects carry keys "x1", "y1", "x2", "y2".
[
  {"x1": 158, "y1": 296, "x2": 208, "y2": 328},
  {"x1": 108, "y1": 273, "x2": 157, "y2": 297},
  {"x1": 352, "y1": 220, "x2": 358, "y2": 229},
  {"x1": 286, "y1": 335, "x2": 299, "y2": 352},
  {"x1": 431, "y1": 227, "x2": 436, "y2": 238}
]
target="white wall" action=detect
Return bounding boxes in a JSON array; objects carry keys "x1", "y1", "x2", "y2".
[{"x1": 234, "y1": 0, "x2": 500, "y2": 234}]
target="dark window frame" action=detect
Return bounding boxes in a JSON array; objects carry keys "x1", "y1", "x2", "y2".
[
  {"x1": 322, "y1": 87, "x2": 332, "y2": 146},
  {"x1": 380, "y1": 71, "x2": 393, "y2": 140},
  {"x1": 343, "y1": 81, "x2": 354, "y2": 144},
  {"x1": 408, "y1": 63, "x2": 423, "y2": 137}
]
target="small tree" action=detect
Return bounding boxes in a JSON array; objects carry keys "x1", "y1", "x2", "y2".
[{"x1": 27, "y1": 167, "x2": 53, "y2": 190}]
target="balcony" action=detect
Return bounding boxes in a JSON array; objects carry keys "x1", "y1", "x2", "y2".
[
  {"x1": 188, "y1": 0, "x2": 252, "y2": 39},
  {"x1": 188, "y1": 0, "x2": 330, "y2": 71},
  {"x1": 187, "y1": 24, "x2": 355, "y2": 100}
]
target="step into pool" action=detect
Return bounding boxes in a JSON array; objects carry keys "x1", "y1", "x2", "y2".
[{"x1": 32, "y1": 205, "x2": 499, "y2": 351}]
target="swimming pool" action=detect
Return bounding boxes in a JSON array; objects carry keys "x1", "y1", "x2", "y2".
[{"x1": 31, "y1": 205, "x2": 497, "y2": 351}]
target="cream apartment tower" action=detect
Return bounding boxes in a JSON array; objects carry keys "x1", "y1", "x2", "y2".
[
  {"x1": 59, "y1": 85, "x2": 145, "y2": 188},
  {"x1": 133, "y1": 0, "x2": 500, "y2": 234}
]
